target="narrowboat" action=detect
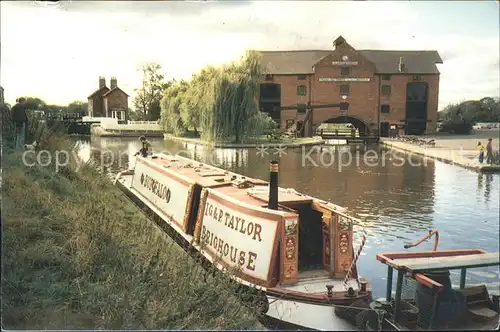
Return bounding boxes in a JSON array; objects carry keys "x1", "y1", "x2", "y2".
[
  {"x1": 335, "y1": 230, "x2": 500, "y2": 331},
  {"x1": 114, "y1": 152, "x2": 372, "y2": 330}
]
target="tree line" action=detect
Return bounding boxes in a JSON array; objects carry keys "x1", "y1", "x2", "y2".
[
  {"x1": 2, "y1": 97, "x2": 88, "y2": 116},
  {"x1": 438, "y1": 97, "x2": 500, "y2": 134},
  {"x1": 1, "y1": 97, "x2": 90, "y2": 143}
]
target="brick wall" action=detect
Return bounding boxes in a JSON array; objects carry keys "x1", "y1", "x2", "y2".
[
  {"x1": 378, "y1": 74, "x2": 439, "y2": 135},
  {"x1": 104, "y1": 89, "x2": 129, "y2": 121},
  {"x1": 311, "y1": 43, "x2": 378, "y2": 132},
  {"x1": 87, "y1": 98, "x2": 94, "y2": 117},
  {"x1": 266, "y1": 75, "x2": 312, "y2": 129},
  {"x1": 90, "y1": 94, "x2": 107, "y2": 117}
]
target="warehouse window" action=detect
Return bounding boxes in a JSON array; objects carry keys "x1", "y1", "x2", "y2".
[
  {"x1": 264, "y1": 74, "x2": 274, "y2": 81},
  {"x1": 382, "y1": 75, "x2": 391, "y2": 81},
  {"x1": 297, "y1": 104, "x2": 307, "y2": 113},
  {"x1": 381, "y1": 85, "x2": 391, "y2": 96},
  {"x1": 297, "y1": 85, "x2": 307, "y2": 96},
  {"x1": 297, "y1": 74, "x2": 307, "y2": 80},
  {"x1": 341, "y1": 67, "x2": 351, "y2": 76},
  {"x1": 381, "y1": 104, "x2": 390, "y2": 113},
  {"x1": 339, "y1": 85, "x2": 350, "y2": 95}
]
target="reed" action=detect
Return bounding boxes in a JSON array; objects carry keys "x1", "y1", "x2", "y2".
[
  {"x1": 1, "y1": 132, "x2": 263, "y2": 329},
  {"x1": 160, "y1": 51, "x2": 276, "y2": 143}
]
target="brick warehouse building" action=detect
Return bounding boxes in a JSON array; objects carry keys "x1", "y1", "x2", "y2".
[{"x1": 257, "y1": 36, "x2": 442, "y2": 137}]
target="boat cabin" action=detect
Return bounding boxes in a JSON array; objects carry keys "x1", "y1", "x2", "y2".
[
  {"x1": 129, "y1": 153, "x2": 362, "y2": 291},
  {"x1": 375, "y1": 249, "x2": 500, "y2": 330}
]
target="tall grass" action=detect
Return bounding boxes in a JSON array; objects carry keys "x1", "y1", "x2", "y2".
[{"x1": 1, "y1": 132, "x2": 263, "y2": 329}]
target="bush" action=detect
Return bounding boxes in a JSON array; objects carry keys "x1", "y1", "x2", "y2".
[
  {"x1": 439, "y1": 121, "x2": 473, "y2": 134},
  {"x1": 439, "y1": 102, "x2": 475, "y2": 134},
  {"x1": 1, "y1": 103, "x2": 14, "y2": 143},
  {"x1": 1, "y1": 133, "x2": 263, "y2": 329}
]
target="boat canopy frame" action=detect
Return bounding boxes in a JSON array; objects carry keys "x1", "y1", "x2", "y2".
[{"x1": 375, "y1": 249, "x2": 500, "y2": 328}]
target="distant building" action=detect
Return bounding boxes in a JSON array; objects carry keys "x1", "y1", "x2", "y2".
[
  {"x1": 257, "y1": 36, "x2": 442, "y2": 137},
  {"x1": 0, "y1": 86, "x2": 4, "y2": 104},
  {"x1": 88, "y1": 76, "x2": 129, "y2": 121}
]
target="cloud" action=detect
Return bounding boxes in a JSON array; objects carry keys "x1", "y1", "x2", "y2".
[
  {"x1": 0, "y1": 0, "x2": 498, "y2": 112},
  {"x1": 58, "y1": 0, "x2": 253, "y2": 16}
]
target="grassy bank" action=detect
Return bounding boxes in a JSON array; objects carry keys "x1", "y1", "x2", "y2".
[{"x1": 1, "y1": 135, "x2": 262, "y2": 329}]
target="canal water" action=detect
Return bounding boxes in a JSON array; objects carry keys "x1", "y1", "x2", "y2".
[{"x1": 78, "y1": 136, "x2": 500, "y2": 298}]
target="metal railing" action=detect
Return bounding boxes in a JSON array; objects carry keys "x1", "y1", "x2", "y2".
[
  {"x1": 315, "y1": 128, "x2": 361, "y2": 138},
  {"x1": 128, "y1": 120, "x2": 160, "y2": 125}
]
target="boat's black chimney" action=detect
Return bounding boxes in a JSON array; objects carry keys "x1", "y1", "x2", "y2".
[{"x1": 268, "y1": 160, "x2": 279, "y2": 210}]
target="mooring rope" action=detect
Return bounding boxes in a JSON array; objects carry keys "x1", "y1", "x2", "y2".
[{"x1": 343, "y1": 229, "x2": 367, "y2": 289}]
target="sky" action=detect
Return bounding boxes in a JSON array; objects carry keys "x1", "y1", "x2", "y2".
[{"x1": 1, "y1": 0, "x2": 499, "y2": 111}]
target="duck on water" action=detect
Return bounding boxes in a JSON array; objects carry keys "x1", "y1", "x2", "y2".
[{"x1": 114, "y1": 148, "x2": 372, "y2": 330}]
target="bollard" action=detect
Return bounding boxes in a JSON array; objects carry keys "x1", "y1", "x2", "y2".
[
  {"x1": 268, "y1": 161, "x2": 279, "y2": 210},
  {"x1": 360, "y1": 280, "x2": 368, "y2": 293}
]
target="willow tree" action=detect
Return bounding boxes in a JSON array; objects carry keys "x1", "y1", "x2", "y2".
[
  {"x1": 202, "y1": 50, "x2": 268, "y2": 142},
  {"x1": 181, "y1": 68, "x2": 218, "y2": 137},
  {"x1": 159, "y1": 50, "x2": 274, "y2": 142},
  {"x1": 160, "y1": 80, "x2": 189, "y2": 136}
]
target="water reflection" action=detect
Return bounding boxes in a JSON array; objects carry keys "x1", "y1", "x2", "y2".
[
  {"x1": 477, "y1": 173, "x2": 495, "y2": 206},
  {"x1": 81, "y1": 137, "x2": 252, "y2": 172},
  {"x1": 485, "y1": 173, "x2": 493, "y2": 205},
  {"x1": 180, "y1": 142, "x2": 249, "y2": 168},
  {"x1": 77, "y1": 137, "x2": 500, "y2": 297},
  {"x1": 478, "y1": 174, "x2": 483, "y2": 196}
]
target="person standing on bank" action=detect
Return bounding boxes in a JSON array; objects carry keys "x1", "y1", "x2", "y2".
[
  {"x1": 485, "y1": 138, "x2": 493, "y2": 164},
  {"x1": 11, "y1": 97, "x2": 28, "y2": 149},
  {"x1": 477, "y1": 141, "x2": 485, "y2": 163}
]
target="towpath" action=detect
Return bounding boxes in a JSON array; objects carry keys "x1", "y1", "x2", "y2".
[{"x1": 381, "y1": 128, "x2": 500, "y2": 172}]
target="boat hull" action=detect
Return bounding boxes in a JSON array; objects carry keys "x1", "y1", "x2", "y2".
[
  {"x1": 264, "y1": 296, "x2": 358, "y2": 330},
  {"x1": 114, "y1": 157, "x2": 372, "y2": 330}
]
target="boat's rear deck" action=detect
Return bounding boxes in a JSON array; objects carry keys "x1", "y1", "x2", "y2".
[{"x1": 281, "y1": 275, "x2": 360, "y2": 293}]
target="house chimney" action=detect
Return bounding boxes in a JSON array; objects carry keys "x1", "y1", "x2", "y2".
[
  {"x1": 110, "y1": 77, "x2": 117, "y2": 89},
  {"x1": 99, "y1": 76, "x2": 106, "y2": 88},
  {"x1": 399, "y1": 57, "x2": 406, "y2": 72}
]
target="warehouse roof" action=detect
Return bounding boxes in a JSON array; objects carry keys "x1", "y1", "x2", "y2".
[{"x1": 257, "y1": 49, "x2": 442, "y2": 75}]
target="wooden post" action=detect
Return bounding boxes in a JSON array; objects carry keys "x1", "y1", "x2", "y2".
[
  {"x1": 429, "y1": 292, "x2": 439, "y2": 329},
  {"x1": 386, "y1": 266, "x2": 393, "y2": 302},
  {"x1": 393, "y1": 270, "x2": 404, "y2": 323},
  {"x1": 460, "y1": 268, "x2": 467, "y2": 289}
]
